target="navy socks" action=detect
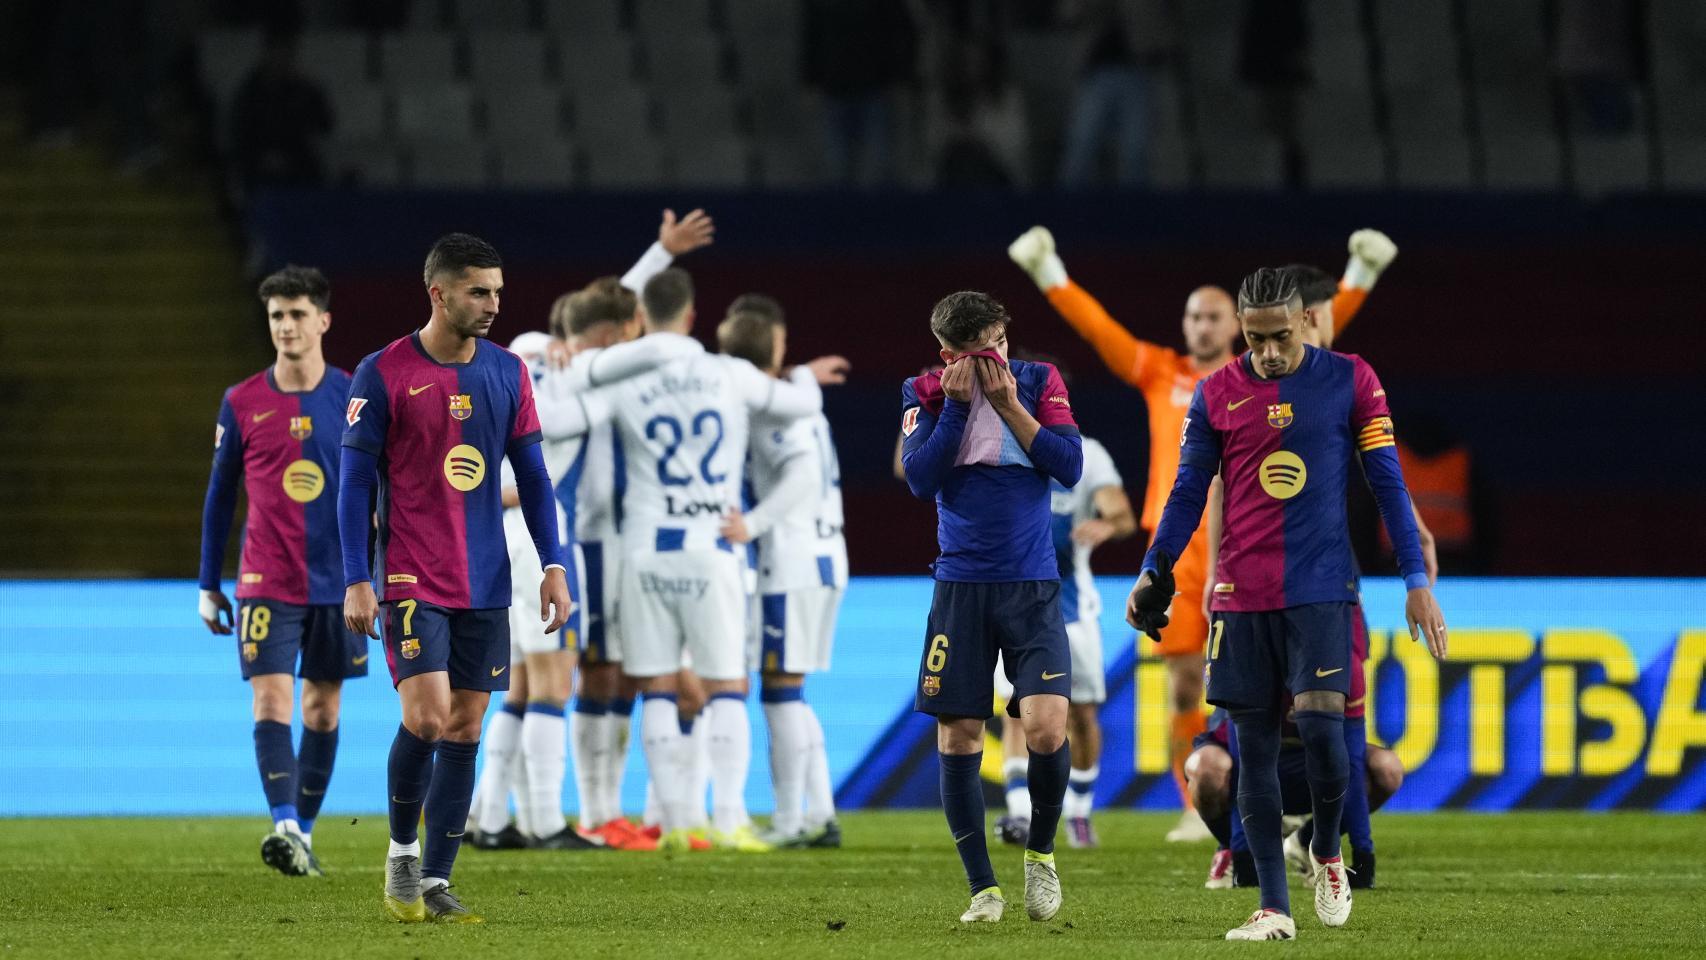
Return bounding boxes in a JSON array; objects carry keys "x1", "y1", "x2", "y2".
[
  {"x1": 253, "y1": 720, "x2": 297, "y2": 825},
  {"x1": 940, "y1": 751, "x2": 998, "y2": 895},
  {"x1": 422, "y1": 739, "x2": 480, "y2": 881},
  {"x1": 1230, "y1": 710, "x2": 1290, "y2": 915},
  {"x1": 387, "y1": 724, "x2": 436, "y2": 844},
  {"x1": 1025, "y1": 741, "x2": 1071, "y2": 855},
  {"x1": 1294, "y1": 710, "x2": 1349, "y2": 861},
  {"x1": 296, "y1": 725, "x2": 338, "y2": 834}
]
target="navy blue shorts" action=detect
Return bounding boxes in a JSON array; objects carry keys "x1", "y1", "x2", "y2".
[
  {"x1": 1207, "y1": 602, "x2": 1354, "y2": 711},
  {"x1": 579, "y1": 541, "x2": 614, "y2": 665},
  {"x1": 914, "y1": 580, "x2": 1071, "y2": 719},
  {"x1": 237, "y1": 600, "x2": 368, "y2": 682},
  {"x1": 380, "y1": 600, "x2": 510, "y2": 692}
]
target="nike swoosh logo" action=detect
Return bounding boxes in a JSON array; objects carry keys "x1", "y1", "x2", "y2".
[
  {"x1": 392, "y1": 796, "x2": 417, "y2": 804},
  {"x1": 409, "y1": 383, "x2": 435, "y2": 396},
  {"x1": 1041, "y1": 671, "x2": 1065, "y2": 681},
  {"x1": 446, "y1": 831, "x2": 464, "y2": 839},
  {"x1": 301, "y1": 789, "x2": 325, "y2": 796},
  {"x1": 252, "y1": 410, "x2": 277, "y2": 423},
  {"x1": 953, "y1": 831, "x2": 978, "y2": 845},
  {"x1": 352, "y1": 654, "x2": 369, "y2": 665},
  {"x1": 491, "y1": 665, "x2": 507, "y2": 677},
  {"x1": 1314, "y1": 667, "x2": 1344, "y2": 677},
  {"x1": 266, "y1": 771, "x2": 289, "y2": 781},
  {"x1": 763, "y1": 626, "x2": 784, "y2": 638},
  {"x1": 1227, "y1": 396, "x2": 1254, "y2": 411}
]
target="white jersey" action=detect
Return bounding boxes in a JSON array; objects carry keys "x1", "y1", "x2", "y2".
[
  {"x1": 605, "y1": 335, "x2": 823, "y2": 553},
  {"x1": 1048, "y1": 436, "x2": 1122, "y2": 625},
  {"x1": 748, "y1": 411, "x2": 848, "y2": 593},
  {"x1": 559, "y1": 347, "x2": 625, "y2": 544}
]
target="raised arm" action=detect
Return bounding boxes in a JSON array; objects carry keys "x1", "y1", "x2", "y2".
[
  {"x1": 1333, "y1": 228, "x2": 1398, "y2": 337},
  {"x1": 563, "y1": 333, "x2": 704, "y2": 391},
  {"x1": 620, "y1": 207, "x2": 715, "y2": 292},
  {"x1": 1009, "y1": 226, "x2": 1168, "y2": 389}
]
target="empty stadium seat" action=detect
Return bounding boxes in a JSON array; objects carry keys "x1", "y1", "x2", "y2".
[
  {"x1": 382, "y1": 32, "x2": 463, "y2": 84},
  {"x1": 468, "y1": 32, "x2": 550, "y2": 86},
  {"x1": 671, "y1": 137, "x2": 753, "y2": 188},
  {"x1": 731, "y1": 35, "x2": 803, "y2": 92},
  {"x1": 1386, "y1": 85, "x2": 1469, "y2": 140},
  {"x1": 1655, "y1": 84, "x2": 1706, "y2": 139},
  {"x1": 1464, "y1": 0, "x2": 1548, "y2": 84},
  {"x1": 583, "y1": 137, "x2": 669, "y2": 189},
  {"x1": 394, "y1": 84, "x2": 476, "y2": 138},
  {"x1": 560, "y1": 36, "x2": 637, "y2": 93},
  {"x1": 1148, "y1": 127, "x2": 1193, "y2": 190},
  {"x1": 1658, "y1": 136, "x2": 1706, "y2": 191},
  {"x1": 407, "y1": 140, "x2": 490, "y2": 188},
  {"x1": 483, "y1": 84, "x2": 565, "y2": 140},
  {"x1": 1392, "y1": 135, "x2": 1474, "y2": 189},
  {"x1": 450, "y1": 0, "x2": 537, "y2": 30},
  {"x1": 1570, "y1": 133, "x2": 1652, "y2": 195},
  {"x1": 1202, "y1": 135, "x2": 1285, "y2": 190},
  {"x1": 324, "y1": 139, "x2": 402, "y2": 187},
  {"x1": 572, "y1": 85, "x2": 653, "y2": 140},
  {"x1": 1482, "y1": 133, "x2": 1563, "y2": 190},
  {"x1": 1474, "y1": 81, "x2": 1557, "y2": 138},
  {"x1": 724, "y1": 0, "x2": 801, "y2": 40},
  {"x1": 493, "y1": 136, "x2": 575, "y2": 188},
  {"x1": 543, "y1": 0, "x2": 625, "y2": 38},
  {"x1": 1305, "y1": 134, "x2": 1387, "y2": 189},
  {"x1": 756, "y1": 137, "x2": 824, "y2": 189},
  {"x1": 656, "y1": 87, "x2": 742, "y2": 145},
  {"x1": 644, "y1": 35, "x2": 728, "y2": 88},
  {"x1": 633, "y1": 0, "x2": 716, "y2": 35}
]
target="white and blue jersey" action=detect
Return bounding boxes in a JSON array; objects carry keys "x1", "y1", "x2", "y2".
[{"x1": 1049, "y1": 437, "x2": 1123, "y2": 625}]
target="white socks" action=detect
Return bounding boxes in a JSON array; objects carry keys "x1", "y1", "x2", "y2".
[
  {"x1": 474, "y1": 705, "x2": 523, "y2": 834},
  {"x1": 604, "y1": 705, "x2": 632, "y2": 822},
  {"x1": 706, "y1": 695, "x2": 752, "y2": 835},
  {"x1": 640, "y1": 696, "x2": 690, "y2": 831},
  {"x1": 1004, "y1": 756, "x2": 1032, "y2": 820},
  {"x1": 570, "y1": 704, "x2": 607, "y2": 828},
  {"x1": 1067, "y1": 764, "x2": 1099, "y2": 819},
  {"x1": 387, "y1": 838, "x2": 420, "y2": 859},
  {"x1": 521, "y1": 705, "x2": 567, "y2": 837},
  {"x1": 688, "y1": 713, "x2": 711, "y2": 829},
  {"x1": 801, "y1": 702, "x2": 836, "y2": 828},
  {"x1": 764, "y1": 699, "x2": 811, "y2": 837}
]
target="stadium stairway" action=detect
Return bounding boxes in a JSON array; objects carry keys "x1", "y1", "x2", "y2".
[{"x1": 0, "y1": 112, "x2": 255, "y2": 577}]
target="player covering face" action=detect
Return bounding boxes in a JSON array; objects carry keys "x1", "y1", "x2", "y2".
[
  {"x1": 901, "y1": 292, "x2": 1084, "y2": 925},
  {"x1": 1127, "y1": 267, "x2": 1444, "y2": 942}
]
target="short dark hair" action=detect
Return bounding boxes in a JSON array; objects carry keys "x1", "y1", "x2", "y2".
[
  {"x1": 1011, "y1": 347, "x2": 1071, "y2": 386},
  {"x1": 423, "y1": 232, "x2": 502, "y2": 288},
  {"x1": 552, "y1": 276, "x2": 636, "y2": 339},
  {"x1": 717, "y1": 309, "x2": 777, "y2": 369},
  {"x1": 930, "y1": 290, "x2": 1010, "y2": 349},
  {"x1": 1236, "y1": 267, "x2": 1302, "y2": 313},
  {"x1": 257, "y1": 264, "x2": 330, "y2": 311},
  {"x1": 727, "y1": 292, "x2": 784, "y2": 325},
  {"x1": 641, "y1": 268, "x2": 694, "y2": 326},
  {"x1": 1282, "y1": 264, "x2": 1336, "y2": 307}
]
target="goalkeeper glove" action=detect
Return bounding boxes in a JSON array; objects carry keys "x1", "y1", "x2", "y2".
[
  {"x1": 1127, "y1": 552, "x2": 1175, "y2": 642},
  {"x1": 1342, "y1": 228, "x2": 1398, "y2": 290},
  {"x1": 1007, "y1": 226, "x2": 1068, "y2": 292}
]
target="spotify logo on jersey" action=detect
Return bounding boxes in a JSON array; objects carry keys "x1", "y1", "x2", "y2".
[
  {"x1": 282, "y1": 459, "x2": 325, "y2": 503},
  {"x1": 1258, "y1": 451, "x2": 1307, "y2": 500},
  {"x1": 443, "y1": 444, "x2": 486, "y2": 492}
]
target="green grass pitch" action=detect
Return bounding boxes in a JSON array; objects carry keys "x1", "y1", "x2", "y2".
[{"x1": 4, "y1": 811, "x2": 1701, "y2": 959}]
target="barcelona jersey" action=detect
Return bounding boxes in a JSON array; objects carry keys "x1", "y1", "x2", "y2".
[
  {"x1": 201, "y1": 367, "x2": 352, "y2": 605},
  {"x1": 342, "y1": 332, "x2": 543, "y2": 609},
  {"x1": 1178, "y1": 346, "x2": 1410, "y2": 611}
]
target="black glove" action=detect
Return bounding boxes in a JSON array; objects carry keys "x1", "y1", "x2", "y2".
[{"x1": 1129, "y1": 552, "x2": 1175, "y2": 642}]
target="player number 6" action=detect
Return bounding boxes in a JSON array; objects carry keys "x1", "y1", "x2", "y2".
[{"x1": 926, "y1": 634, "x2": 949, "y2": 672}]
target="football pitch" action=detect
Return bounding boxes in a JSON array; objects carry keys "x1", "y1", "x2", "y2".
[{"x1": 4, "y1": 811, "x2": 1699, "y2": 959}]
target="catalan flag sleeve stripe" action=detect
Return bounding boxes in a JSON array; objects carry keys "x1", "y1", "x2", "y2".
[{"x1": 1357, "y1": 416, "x2": 1396, "y2": 452}]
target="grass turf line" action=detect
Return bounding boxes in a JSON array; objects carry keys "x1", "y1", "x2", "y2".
[{"x1": 2, "y1": 811, "x2": 1701, "y2": 959}]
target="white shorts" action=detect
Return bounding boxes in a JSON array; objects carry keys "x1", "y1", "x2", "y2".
[
  {"x1": 992, "y1": 619, "x2": 1105, "y2": 705},
  {"x1": 578, "y1": 540, "x2": 623, "y2": 665},
  {"x1": 509, "y1": 541, "x2": 583, "y2": 659},
  {"x1": 619, "y1": 549, "x2": 748, "y2": 681},
  {"x1": 748, "y1": 585, "x2": 844, "y2": 675}
]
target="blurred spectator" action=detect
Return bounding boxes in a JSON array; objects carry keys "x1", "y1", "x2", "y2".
[
  {"x1": 229, "y1": 31, "x2": 333, "y2": 191},
  {"x1": 1059, "y1": 0, "x2": 1166, "y2": 189},
  {"x1": 1555, "y1": 0, "x2": 1641, "y2": 135},
  {"x1": 927, "y1": 6, "x2": 1028, "y2": 188},
  {"x1": 804, "y1": 0, "x2": 920, "y2": 188},
  {"x1": 1238, "y1": 0, "x2": 1309, "y2": 186}
]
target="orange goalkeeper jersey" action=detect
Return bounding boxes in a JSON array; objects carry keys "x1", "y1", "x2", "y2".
[{"x1": 1045, "y1": 280, "x2": 1365, "y2": 531}]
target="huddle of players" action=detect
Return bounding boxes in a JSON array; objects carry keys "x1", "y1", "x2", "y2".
[
  {"x1": 896, "y1": 225, "x2": 1444, "y2": 937},
  {"x1": 198, "y1": 210, "x2": 850, "y2": 923}
]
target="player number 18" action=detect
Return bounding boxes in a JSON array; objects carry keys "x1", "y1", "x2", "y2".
[{"x1": 239, "y1": 604, "x2": 271, "y2": 642}]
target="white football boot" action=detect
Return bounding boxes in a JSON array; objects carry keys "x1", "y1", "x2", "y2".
[
  {"x1": 1023, "y1": 850, "x2": 1062, "y2": 921},
  {"x1": 960, "y1": 887, "x2": 1005, "y2": 923},
  {"x1": 1226, "y1": 909, "x2": 1297, "y2": 941},
  {"x1": 1313, "y1": 855, "x2": 1353, "y2": 927}
]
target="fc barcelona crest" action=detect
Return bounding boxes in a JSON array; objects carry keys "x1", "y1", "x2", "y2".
[
  {"x1": 401, "y1": 638, "x2": 421, "y2": 660},
  {"x1": 922, "y1": 674, "x2": 942, "y2": 697},
  {"x1": 448, "y1": 394, "x2": 473, "y2": 421},
  {"x1": 1267, "y1": 403, "x2": 1294, "y2": 429},
  {"x1": 242, "y1": 641, "x2": 258, "y2": 662},
  {"x1": 289, "y1": 415, "x2": 312, "y2": 440}
]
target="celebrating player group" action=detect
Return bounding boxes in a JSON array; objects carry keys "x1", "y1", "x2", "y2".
[{"x1": 200, "y1": 206, "x2": 1446, "y2": 939}]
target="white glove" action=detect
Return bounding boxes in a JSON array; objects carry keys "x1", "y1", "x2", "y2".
[
  {"x1": 1343, "y1": 228, "x2": 1398, "y2": 290},
  {"x1": 200, "y1": 588, "x2": 235, "y2": 634},
  {"x1": 1007, "y1": 226, "x2": 1068, "y2": 292}
]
